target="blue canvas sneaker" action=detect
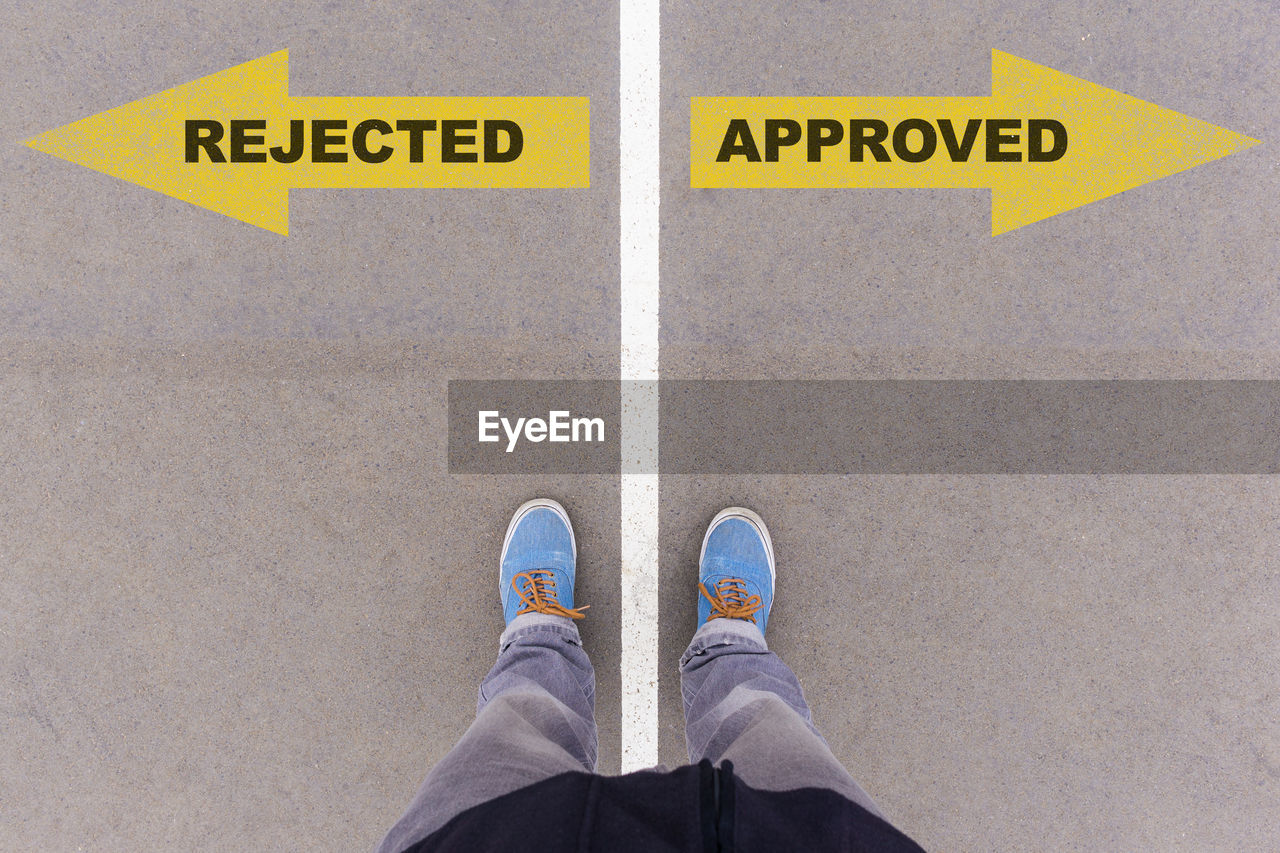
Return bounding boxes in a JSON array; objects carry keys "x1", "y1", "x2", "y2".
[
  {"x1": 499, "y1": 498, "x2": 588, "y2": 624},
  {"x1": 697, "y1": 507, "x2": 776, "y2": 635}
]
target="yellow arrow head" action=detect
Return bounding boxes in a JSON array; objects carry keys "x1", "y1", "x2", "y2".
[
  {"x1": 989, "y1": 50, "x2": 1260, "y2": 235},
  {"x1": 23, "y1": 51, "x2": 292, "y2": 234}
]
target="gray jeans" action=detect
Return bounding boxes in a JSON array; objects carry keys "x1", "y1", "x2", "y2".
[{"x1": 375, "y1": 614, "x2": 881, "y2": 852}]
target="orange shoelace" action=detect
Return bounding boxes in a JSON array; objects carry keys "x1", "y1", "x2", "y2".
[
  {"x1": 699, "y1": 577, "x2": 762, "y2": 623},
  {"x1": 511, "y1": 570, "x2": 589, "y2": 620}
]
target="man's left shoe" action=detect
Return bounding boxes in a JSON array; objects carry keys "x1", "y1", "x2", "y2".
[{"x1": 500, "y1": 498, "x2": 588, "y2": 625}]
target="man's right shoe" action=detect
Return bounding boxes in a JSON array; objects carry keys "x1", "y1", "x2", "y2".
[
  {"x1": 697, "y1": 507, "x2": 776, "y2": 635},
  {"x1": 499, "y1": 498, "x2": 588, "y2": 625}
]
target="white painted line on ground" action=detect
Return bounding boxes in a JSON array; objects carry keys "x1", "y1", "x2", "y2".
[{"x1": 619, "y1": 0, "x2": 661, "y2": 772}]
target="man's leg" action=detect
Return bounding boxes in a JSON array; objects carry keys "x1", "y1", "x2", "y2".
[
  {"x1": 679, "y1": 507, "x2": 883, "y2": 819},
  {"x1": 376, "y1": 499, "x2": 593, "y2": 852},
  {"x1": 679, "y1": 618, "x2": 882, "y2": 818},
  {"x1": 376, "y1": 613, "x2": 595, "y2": 852}
]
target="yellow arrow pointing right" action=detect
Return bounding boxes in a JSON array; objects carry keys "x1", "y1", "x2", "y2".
[
  {"x1": 988, "y1": 51, "x2": 1258, "y2": 233},
  {"x1": 691, "y1": 50, "x2": 1260, "y2": 234}
]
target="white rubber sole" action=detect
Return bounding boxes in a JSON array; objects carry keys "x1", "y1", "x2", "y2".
[
  {"x1": 500, "y1": 498, "x2": 577, "y2": 575},
  {"x1": 699, "y1": 506, "x2": 775, "y2": 584}
]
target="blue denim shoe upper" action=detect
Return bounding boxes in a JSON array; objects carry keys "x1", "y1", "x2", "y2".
[
  {"x1": 500, "y1": 503, "x2": 586, "y2": 624},
  {"x1": 698, "y1": 514, "x2": 775, "y2": 634}
]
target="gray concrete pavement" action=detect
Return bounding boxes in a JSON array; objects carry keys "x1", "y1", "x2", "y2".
[
  {"x1": 3, "y1": 0, "x2": 1278, "y2": 851},
  {"x1": 661, "y1": 1, "x2": 1278, "y2": 851},
  {"x1": 659, "y1": 473, "x2": 1280, "y2": 851},
  {"x1": 2, "y1": 2, "x2": 620, "y2": 850}
]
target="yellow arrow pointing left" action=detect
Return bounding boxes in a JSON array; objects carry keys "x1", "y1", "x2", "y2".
[{"x1": 23, "y1": 51, "x2": 590, "y2": 234}]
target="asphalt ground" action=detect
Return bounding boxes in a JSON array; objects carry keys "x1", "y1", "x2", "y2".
[
  {"x1": 2, "y1": 2, "x2": 620, "y2": 850},
  {"x1": 3, "y1": 0, "x2": 1278, "y2": 851},
  {"x1": 659, "y1": 1, "x2": 1278, "y2": 850}
]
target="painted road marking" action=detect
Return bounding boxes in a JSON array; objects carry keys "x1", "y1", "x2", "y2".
[
  {"x1": 691, "y1": 50, "x2": 1259, "y2": 234},
  {"x1": 23, "y1": 50, "x2": 589, "y2": 234},
  {"x1": 620, "y1": 0, "x2": 661, "y2": 772}
]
